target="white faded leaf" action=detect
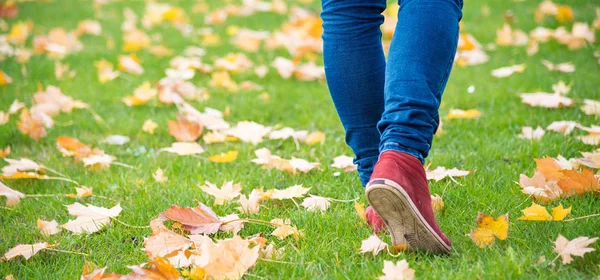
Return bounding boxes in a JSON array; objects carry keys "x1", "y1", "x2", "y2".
[
  {"x1": 360, "y1": 235, "x2": 388, "y2": 256},
  {"x1": 301, "y1": 195, "x2": 331, "y2": 212},
  {"x1": 554, "y1": 235, "x2": 598, "y2": 264}
]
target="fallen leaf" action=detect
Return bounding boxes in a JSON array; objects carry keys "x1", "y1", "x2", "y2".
[
  {"x1": 305, "y1": 131, "x2": 325, "y2": 145},
  {"x1": 160, "y1": 142, "x2": 204, "y2": 155},
  {"x1": 360, "y1": 235, "x2": 388, "y2": 256},
  {"x1": 125, "y1": 257, "x2": 181, "y2": 279},
  {"x1": 0, "y1": 181, "x2": 24, "y2": 206},
  {"x1": 554, "y1": 235, "x2": 598, "y2": 264},
  {"x1": 143, "y1": 218, "x2": 192, "y2": 259},
  {"x1": 0, "y1": 146, "x2": 10, "y2": 158},
  {"x1": 447, "y1": 109, "x2": 481, "y2": 120},
  {"x1": 160, "y1": 202, "x2": 223, "y2": 234},
  {"x1": 193, "y1": 235, "x2": 260, "y2": 280},
  {"x1": 66, "y1": 186, "x2": 93, "y2": 198},
  {"x1": 378, "y1": 260, "x2": 415, "y2": 280},
  {"x1": 62, "y1": 203, "x2": 122, "y2": 234},
  {"x1": 2, "y1": 242, "x2": 54, "y2": 261},
  {"x1": 354, "y1": 202, "x2": 367, "y2": 223},
  {"x1": 270, "y1": 218, "x2": 301, "y2": 240},
  {"x1": 118, "y1": 54, "x2": 144, "y2": 75},
  {"x1": 168, "y1": 115, "x2": 203, "y2": 142},
  {"x1": 16, "y1": 108, "x2": 46, "y2": 141},
  {"x1": 219, "y1": 213, "x2": 244, "y2": 235},
  {"x1": 517, "y1": 202, "x2": 552, "y2": 221},
  {"x1": 469, "y1": 213, "x2": 509, "y2": 248},
  {"x1": 37, "y1": 219, "x2": 60, "y2": 236},
  {"x1": 491, "y1": 64, "x2": 525, "y2": 78},
  {"x1": 237, "y1": 189, "x2": 264, "y2": 214},
  {"x1": 331, "y1": 155, "x2": 357, "y2": 172},
  {"x1": 541, "y1": 60, "x2": 575, "y2": 73},
  {"x1": 546, "y1": 121, "x2": 580, "y2": 135},
  {"x1": 102, "y1": 135, "x2": 130, "y2": 145},
  {"x1": 123, "y1": 82, "x2": 157, "y2": 106},
  {"x1": 207, "y1": 150, "x2": 238, "y2": 163},
  {"x1": 580, "y1": 99, "x2": 600, "y2": 117},
  {"x1": 518, "y1": 126, "x2": 545, "y2": 141},
  {"x1": 301, "y1": 195, "x2": 331, "y2": 212},
  {"x1": 153, "y1": 168, "x2": 168, "y2": 183},
  {"x1": 551, "y1": 204, "x2": 572, "y2": 221},
  {"x1": 520, "y1": 92, "x2": 573, "y2": 108},
  {"x1": 431, "y1": 194, "x2": 444, "y2": 212},
  {"x1": 270, "y1": 184, "x2": 310, "y2": 200},
  {"x1": 2, "y1": 158, "x2": 40, "y2": 176},
  {"x1": 142, "y1": 119, "x2": 159, "y2": 134},
  {"x1": 426, "y1": 166, "x2": 472, "y2": 181},
  {"x1": 200, "y1": 181, "x2": 242, "y2": 205}
]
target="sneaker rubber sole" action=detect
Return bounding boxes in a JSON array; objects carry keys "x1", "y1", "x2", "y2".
[{"x1": 366, "y1": 178, "x2": 451, "y2": 254}]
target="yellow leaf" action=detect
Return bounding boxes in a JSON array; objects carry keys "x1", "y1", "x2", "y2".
[
  {"x1": 517, "y1": 202, "x2": 552, "y2": 221},
  {"x1": 469, "y1": 213, "x2": 509, "y2": 248},
  {"x1": 207, "y1": 150, "x2": 238, "y2": 163},
  {"x1": 354, "y1": 201, "x2": 366, "y2": 223},
  {"x1": 182, "y1": 267, "x2": 206, "y2": 280},
  {"x1": 555, "y1": 5, "x2": 574, "y2": 23},
  {"x1": 0, "y1": 71, "x2": 13, "y2": 86},
  {"x1": 447, "y1": 109, "x2": 481, "y2": 120},
  {"x1": 305, "y1": 131, "x2": 325, "y2": 145},
  {"x1": 551, "y1": 204, "x2": 571, "y2": 221}
]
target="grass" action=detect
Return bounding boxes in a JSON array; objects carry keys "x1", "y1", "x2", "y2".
[{"x1": 1, "y1": 0, "x2": 599, "y2": 279}]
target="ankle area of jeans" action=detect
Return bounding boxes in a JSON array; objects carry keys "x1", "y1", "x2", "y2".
[{"x1": 379, "y1": 142, "x2": 425, "y2": 164}]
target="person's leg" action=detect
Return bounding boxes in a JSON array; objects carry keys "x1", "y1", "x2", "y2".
[
  {"x1": 321, "y1": 0, "x2": 387, "y2": 187},
  {"x1": 366, "y1": 0, "x2": 463, "y2": 253},
  {"x1": 378, "y1": 0, "x2": 463, "y2": 161}
]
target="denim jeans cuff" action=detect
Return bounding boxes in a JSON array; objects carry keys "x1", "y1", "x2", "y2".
[{"x1": 380, "y1": 142, "x2": 425, "y2": 164}]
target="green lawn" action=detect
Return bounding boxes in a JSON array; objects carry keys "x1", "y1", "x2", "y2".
[{"x1": 1, "y1": 0, "x2": 600, "y2": 279}]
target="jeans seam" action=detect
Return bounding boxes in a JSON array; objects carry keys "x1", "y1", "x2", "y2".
[{"x1": 381, "y1": 142, "x2": 424, "y2": 163}]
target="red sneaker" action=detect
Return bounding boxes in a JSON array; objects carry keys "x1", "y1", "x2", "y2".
[
  {"x1": 365, "y1": 206, "x2": 385, "y2": 234},
  {"x1": 366, "y1": 151, "x2": 452, "y2": 254}
]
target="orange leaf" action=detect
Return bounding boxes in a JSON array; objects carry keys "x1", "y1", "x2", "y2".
[
  {"x1": 557, "y1": 168, "x2": 600, "y2": 195},
  {"x1": 167, "y1": 115, "x2": 203, "y2": 142},
  {"x1": 160, "y1": 202, "x2": 223, "y2": 234},
  {"x1": 534, "y1": 157, "x2": 564, "y2": 181},
  {"x1": 17, "y1": 108, "x2": 46, "y2": 141}
]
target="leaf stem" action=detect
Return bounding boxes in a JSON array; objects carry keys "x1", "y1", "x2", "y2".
[
  {"x1": 44, "y1": 176, "x2": 80, "y2": 185},
  {"x1": 112, "y1": 218, "x2": 150, "y2": 229},
  {"x1": 46, "y1": 248, "x2": 89, "y2": 257},
  {"x1": 112, "y1": 162, "x2": 135, "y2": 169},
  {"x1": 222, "y1": 218, "x2": 278, "y2": 228},
  {"x1": 563, "y1": 213, "x2": 600, "y2": 222},
  {"x1": 328, "y1": 197, "x2": 358, "y2": 203},
  {"x1": 40, "y1": 165, "x2": 69, "y2": 178}
]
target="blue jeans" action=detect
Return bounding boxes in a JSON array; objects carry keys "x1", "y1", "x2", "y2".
[{"x1": 321, "y1": 0, "x2": 463, "y2": 186}]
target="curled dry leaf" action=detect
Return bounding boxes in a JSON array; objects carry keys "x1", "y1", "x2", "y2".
[
  {"x1": 0, "y1": 180, "x2": 25, "y2": 206},
  {"x1": 160, "y1": 202, "x2": 223, "y2": 234},
  {"x1": 378, "y1": 260, "x2": 415, "y2": 280},
  {"x1": 37, "y1": 219, "x2": 61, "y2": 236},
  {"x1": 62, "y1": 203, "x2": 122, "y2": 234},
  {"x1": 200, "y1": 181, "x2": 242, "y2": 205},
  {"x1": 554, "y1": 235, "x2": 598, "y2": 264},
  {"x1": 469, "y1": 213, "x2": 509, "y2": 248},
  {"x1": 360, "y1": 235, "x2": 388, "y2": 256}
]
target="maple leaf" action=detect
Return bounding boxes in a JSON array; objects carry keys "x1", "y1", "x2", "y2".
[
  {"x1": 193, "y1": 235, "x2": 260, "y2": 280},
  {"x1": 469, "y1": 213, "x2": 509, "y2": 248},
  {"x1": 102, "y1": 135, "x2": 130, "y2": 145},
  {"x1": 2, "y1": 242, "x2": 56, "y2": 261},
  {"x1": 62, "y1": 203, "x2": 122, "y2": 234},
  {"x1": 301, "y1": 195, "x2": 331, "y2": 212},
  {"x1": 16, "y1": 108, "x2": 47, "y2": 141},
  {"x1": 518, "y1": 126, "x2": 545, "y2": 140},
  {"x1": 142, "y1": 119, "x2": 158, "y2": 134},
  {"x1": 37, "y1": 219, "x2": 61, "y2": 236},
  {"x1": 81, "y1": 265, "x2": 120, "y2": 280},
  {"x1": 118, "y1": 54, "x2": 144, "y2": 75},
  {"x1": 160, "y1": 202, "x2": 223, "y2": 234},
  {"x1": 447, "y1": 109, "x2": 481, "y2": 120},
  {"x1": 65, "y1": 186, "x2": 93, "y2": 198},
  {"x1": 580, "y1": 99, "x2": 600, "y2": 117},
  {"x1": 546, "y1": 121, "x2": 580, "y2": 135},
  {"x1": 354, "y1": 201, "x2": 367, "y2": 223},
  {"x1": 225, "y1": 121, "x2": 271, "y2": 144},
  {"x1": 168, "y1": 115, "x2": 203, "y2": 142},
  {"x1": 425, "y1": 166, "x2": 472, "y2": 181},
  {"x1": 305, "y1": 131, "x2": 325, "y2": 145},
  {"x1": 207, "y1": 150, "x2": 238, "y2": 163},
  {"x1": 519, "y1": 172, "x2": 563, "y2": 202},
  {"x1": 360, "y1": 235, "x2": 388, "y2": 256},
  {"x1": 153, "y1": 168, "x2": 168, "y2": 183},
  {"x1": 491, "y1": 64, "x2": 526, "y2": 78},
  {"x1": 378, "y1": 260, "x2": 415, "y2": 280},
  {"x1": 270, "y1": 218, "x2": 301, "y2": 240},
  {"x1": 520, "y1": 92, "x2": 573, "y2": 108},
  {"x1": 0, "y1": 146, "x2": 10, "y2": 158},
  {"x1": 160, "y1": 142, "x2": 205, "y2": 155},
  {"x1": 331, "y1": 155, "x2": 357, "y2": 172},
  {"x1": 200, "y1": 181, "x2": 242, "y2": 205},
  {"x1": 237, "y1": 189, "x2": 264, "y2": 214},
  {"x1": 2, "y1": 158, "x2": 40, "y2": 176},
  {"x1": 94, "y1": 60, "x2": 120, "y2": 83},
  {"x1": 517, "y1": 202, "x2": 552, "y2": 221},
  {"x1": 431, "y1": 194, "x2": 444, "y2": 212},
  {"x1": 123, "y1": 82, "x2": 157, "y2": 106},
  {"x1": 125, "y1": 257, "x2": 180, "y2": 279},
  {"x1": 82, "y1": 154, "x2": 116, "y2": 170},
  {"x1": 557, "y1": 168, "x2": 600, "y2": 195},
  {"x1": 554, "y1": 235, "x2": 598, "y2": 264},
  {"x1": 219, "y1": 213, "x2": 244, "y2": 235},
  {"x1": 289, "y1": 157, "x2": 320, "y2": 173},
  {"x1": 270, "y1": 184, "x2": 310, "y2": 200},
  {"x1": 0, "y1": 181, "x2": 24, "y2": 206},
  {"x1": 143, "y1": 218, "x2": 192, "y2": 259},
  {"x1": 541, "y1": 60, "x2": 575, "y2": 73}
]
